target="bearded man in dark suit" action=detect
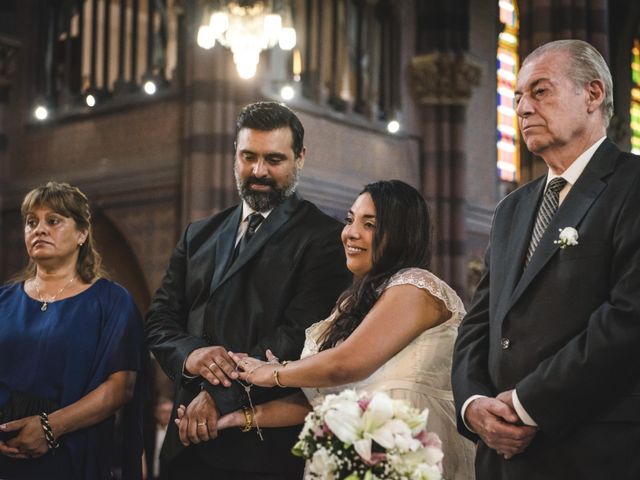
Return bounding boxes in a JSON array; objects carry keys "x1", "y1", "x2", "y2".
[
  {"x1": 145, "y1": 101, "x2": 350, "y2": 479},
  {"x1": 452, "y1": 40, "x2": 640, "y2": 479}
]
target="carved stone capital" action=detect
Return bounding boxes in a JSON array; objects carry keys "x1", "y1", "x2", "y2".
[
  {"x1": 0, "y1": 34, "x2": 20, "y2": 87},
  {"x1": 410, "y1": 52, "x2": 482, "y2": 105}
]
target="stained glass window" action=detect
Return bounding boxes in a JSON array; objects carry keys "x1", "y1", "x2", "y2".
[
  {"x1": 497, "y1": 0, "x2": 519, "y2": 183},
  {"x1": 631, "y1": 39, "x2": 640, "y2": 154}
]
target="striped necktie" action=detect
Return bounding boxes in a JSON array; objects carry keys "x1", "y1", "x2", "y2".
[{"x1": 525, "y1": 177, "x2": 567, "y2": 266}]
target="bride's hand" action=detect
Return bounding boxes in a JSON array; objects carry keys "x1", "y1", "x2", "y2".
[
  {"x1": 217, "y1": 410, "x2": 245, "y2": 430},
  {"x1": 229, "y1": 350, "x2": 279, "y2": 387}
]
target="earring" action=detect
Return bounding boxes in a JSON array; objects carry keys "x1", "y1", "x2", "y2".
[{"x1": 79, "y1": 241, "x2": 84, "y2": 247}]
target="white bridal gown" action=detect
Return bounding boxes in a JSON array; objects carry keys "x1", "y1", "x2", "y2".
[{"x1": 301, "y1": 268, "x2": 476, "y2": 480}]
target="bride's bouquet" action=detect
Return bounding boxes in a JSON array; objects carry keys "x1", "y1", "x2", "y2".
[{"x1": 292, "y1": 389, "x2": 444, "y2": 480}]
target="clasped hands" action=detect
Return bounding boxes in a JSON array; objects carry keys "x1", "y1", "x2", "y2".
[
  {"x1": 464, "y1": 389, "x2": 537, "y2": 459},
  {"x1": 229, "y1": 349, "x2": 282, "y2": 387},
  {"x1": 176, "y1": 346, "x2": 278, "y2": 446},
  {"x1": 0, "y1": 416, "x2": 49, "y2": 460},
  {"x1": 183, "y1": 345, "x2": 282, "y2": 390}
]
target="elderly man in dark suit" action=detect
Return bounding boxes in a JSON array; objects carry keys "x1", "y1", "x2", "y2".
[
  {"x1": 145, "y1": 102, "x2": 350, "y2": 479},
  {"x1": 452, "y1": 39, "x2": 640, "y2": 479}
]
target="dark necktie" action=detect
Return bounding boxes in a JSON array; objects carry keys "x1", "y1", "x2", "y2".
[
  {"x1": 232, "y1": 212, "x2": 264, "y2": 262},
  {"x1": 525, "y1": 177, "x2": 567, "y2": 265}
]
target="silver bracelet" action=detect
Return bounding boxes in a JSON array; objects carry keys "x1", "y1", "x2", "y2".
[{"x1": 39, "y1": 412, "x2": 60, "y2": 450}]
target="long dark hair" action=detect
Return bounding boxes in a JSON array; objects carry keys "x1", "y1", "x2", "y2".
[
  {"x1": 14, "y1": 181, "x2": 106, "y2": 284},
  {"x1": 319, "y1": 180, "x2": 433, "y2": 350}
]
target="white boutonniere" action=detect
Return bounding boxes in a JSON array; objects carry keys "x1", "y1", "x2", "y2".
[{"x1": 554, "y1": 227, "x2": 579, "y2": 249}]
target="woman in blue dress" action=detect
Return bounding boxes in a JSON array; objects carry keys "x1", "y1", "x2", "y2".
[{"x1": 0, "y1": 181, "x2": 146, "y2": 479}]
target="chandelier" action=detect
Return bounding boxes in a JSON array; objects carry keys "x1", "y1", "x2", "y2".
[{"x1": 197, "y1": 1, "x2": 297, "y2": 79}]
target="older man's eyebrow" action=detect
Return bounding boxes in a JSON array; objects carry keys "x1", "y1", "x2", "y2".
[{"x1": 516, "y1": 76, "x2": 555, "y2": 94}]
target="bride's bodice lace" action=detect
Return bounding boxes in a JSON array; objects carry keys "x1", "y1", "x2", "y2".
[{"x1": 301, "y1": 267, "x2": 466, "y2": 406}]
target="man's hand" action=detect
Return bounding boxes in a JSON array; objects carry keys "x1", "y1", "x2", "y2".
[
  {"x1": 175, "y1": 390, "x2": 220, "y2": 446},
  {"x1": 496, "y1": 390, "x2": 516, "y2": 410},
  {"x1": 185, "y1": 346, "x2": 239, "y2": 387},
  {"x1": 465, "y1": 396, "x2": 537, "y2": 459}
]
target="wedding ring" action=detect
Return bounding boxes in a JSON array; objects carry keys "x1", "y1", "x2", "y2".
[
  {"x1": 197, "y1": 421, "x2": 207, "y2": 426},
  {"x1": 208, "y1": 362, "x2": 216, "y2": 371}
]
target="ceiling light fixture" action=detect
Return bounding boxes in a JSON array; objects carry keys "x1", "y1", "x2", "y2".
[{"x1": 197, "y1": 1, "x2": 297, "y2": 79}]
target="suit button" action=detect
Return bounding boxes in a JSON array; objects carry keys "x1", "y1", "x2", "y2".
[{"x1": 501, "y1": 337, "x2": 511, "y2": 350}]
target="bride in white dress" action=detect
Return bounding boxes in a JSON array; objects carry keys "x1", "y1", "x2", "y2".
[{"x1": 217, "y1": 180, "x2": 475, "y2": 479}]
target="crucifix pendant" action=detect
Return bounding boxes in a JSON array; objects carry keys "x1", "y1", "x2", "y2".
[
  {"x1": 41, "y1": 302, "x2": 48, "y2": 312},
  {"x1": 237, "y1": 381, "x2": 263, "y2": 441}
]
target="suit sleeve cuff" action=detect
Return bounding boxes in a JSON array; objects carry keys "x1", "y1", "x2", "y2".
[
  {"x1": 513, "y1": 389, "x2": 538, "y2": 426},
  {"x1": 181, "y1": 356, "x2": 199, "y2": 383},
  {"x1": 201, "y1": 381, "x2": 246, "y2": 416},
  {"x1": 461, "y1": 395, "x2": 487, "y2": 433}
]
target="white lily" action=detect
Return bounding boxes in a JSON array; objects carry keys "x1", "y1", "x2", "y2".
[
  {"x1": 370, "y1": 419, "x2": 411, "y2": 449},
  {"x1": 362, "y1": 392, "x2": 394, "y2": 433},
  {"x1": 324, "y1": 401, "x2": 362, "y2": 444},
  {"x1": 353, "y1": 437, "x2": 373, "y2": 461}
]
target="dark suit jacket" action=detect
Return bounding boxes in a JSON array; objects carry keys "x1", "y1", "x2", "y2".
[
  {"x1": 452, "y1": 139, "x2": 640, "y2": 479},
  {"x1": 145, "y1": 193, "x2": 351, "y2": 474}
]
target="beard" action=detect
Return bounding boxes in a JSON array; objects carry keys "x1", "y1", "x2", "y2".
[{"x1": 235, "y1": 167, "x2": 299, "y2": 212}]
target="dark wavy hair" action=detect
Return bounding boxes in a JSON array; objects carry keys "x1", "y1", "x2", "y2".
[
  {"x1": 234, "y1": 101, "x2": 305, "y2": 158},
  {"x1": 15, "y1": 181, "x2": 106, "y2": 283},
  {"x1": 319, "y1": 180, "x2": 433, "y2": 350}
]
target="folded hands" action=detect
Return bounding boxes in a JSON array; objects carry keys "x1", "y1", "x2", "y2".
[{"x1": 464, "y1": 390, "x2": 537, "y2": 459}]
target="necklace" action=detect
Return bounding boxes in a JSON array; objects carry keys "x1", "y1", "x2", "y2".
[{"x1": 33, "y1": 276, "x2": 77, "y2": 312}]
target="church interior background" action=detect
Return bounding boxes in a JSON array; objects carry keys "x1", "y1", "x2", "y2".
[{"x1": 0, "y1": 0, "x2": 638, "y2": 311}]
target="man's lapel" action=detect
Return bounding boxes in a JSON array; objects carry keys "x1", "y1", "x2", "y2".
[
  {"x1": 208, "y1": 205, "x2": 243, "y2": 295},
  {"x1": 506, "y1": 139, "x2": 617, "y2": 313},
  {"x1": 212, "y1": 193, "x2": 302, "y2": 294},
  {"x1": 493, "y1": 178, "x2": 545, "y2": 320}
]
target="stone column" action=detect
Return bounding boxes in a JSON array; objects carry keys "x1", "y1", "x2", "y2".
[{"x1": 410, "y1": 51, "x2": 481, "y2": 296}]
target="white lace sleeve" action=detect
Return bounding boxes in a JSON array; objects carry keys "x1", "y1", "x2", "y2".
[{"x1": 384, "y1": 268, "x2": 466, "y2": 321}]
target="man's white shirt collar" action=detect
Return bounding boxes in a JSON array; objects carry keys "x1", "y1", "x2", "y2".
[
  {"x1": 545, "y1": 136, "x2": 606, "y2": 187},
  {"x1": 241, "y1": 201, "x2": 272, "y2": 222}
]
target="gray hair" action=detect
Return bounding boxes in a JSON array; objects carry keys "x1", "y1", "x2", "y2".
[{"x1": 523, "y1": 39, "x2": 614, "y2": 127}]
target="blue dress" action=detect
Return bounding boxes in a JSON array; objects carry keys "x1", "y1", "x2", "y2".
[{"x1": 0, "y1": 278, "x2": 146, "y2": 480}]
